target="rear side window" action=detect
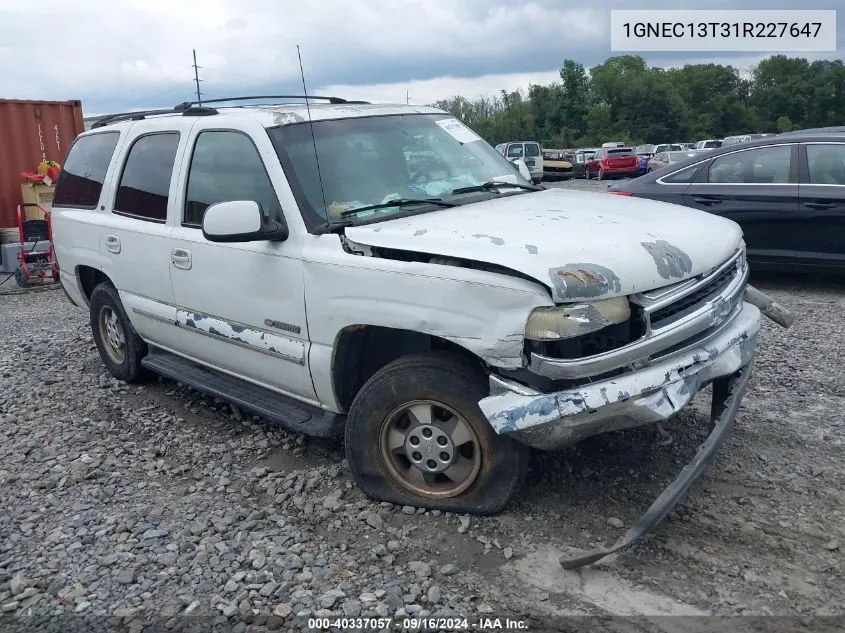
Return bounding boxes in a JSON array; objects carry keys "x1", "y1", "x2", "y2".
[
  {"x1": 184, "y1": 131, "x2": 281, "y2": 227},
  {"x1": 53, "y1": 132, "x2": 120, "y2": 208},
  {"x1": 807, "y1": 144, "x2": 845, "y2": 185},
  {"x1": 525, "y1": 143, "x2": 540, "y2": 157},
  {"x1": 506, "y1": 144, "x2": 524, "y2": 158},
  {"x1": 708, "y1": 145, "x2": 792, "y2": 184},
  {"x1": 113, "y1": 133, "x2": 180, "y2": 222}
]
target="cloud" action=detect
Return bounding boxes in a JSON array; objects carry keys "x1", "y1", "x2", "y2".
[{"x1": 0, "y1": 0, "x2": 841, "y2": 115}]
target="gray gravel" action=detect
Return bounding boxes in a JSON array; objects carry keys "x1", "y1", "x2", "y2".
[{"x1": 1, "y1": 186, "x2": 843, "y2": 629}]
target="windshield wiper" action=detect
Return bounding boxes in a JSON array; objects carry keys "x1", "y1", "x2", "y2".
[
  {"x1": 450, "y1": 180, "x2": 543, "y2": 195},
  {"x1": 339, "y1": 198, "x2": 457, "y2": 217}
]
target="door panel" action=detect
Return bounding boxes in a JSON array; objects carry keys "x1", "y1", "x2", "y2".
[
  {"x1": 682, "y1": 144, "x2": 799, "y2": 266},
  {"x1": 96, "y1": 122, "x2": 194, "y2": 349},
  {"x1": 797, "y1": 142, "x2": 845, "y2": 268},
  {"x1": 168, "y1": 123, "x2": 317, "y2": 401}
]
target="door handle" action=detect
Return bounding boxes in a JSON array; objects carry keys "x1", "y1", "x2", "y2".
[
  {"x1": 692, "y1": 196, "x2": 723, "y2": 205},
  {"x1": 171, "y1": 248, "x2": 192, "y2": 270},
  {"x1": 803, "y1": 201, "x2": 836, "y2": 210},
  {"x1": 104, "y1": 235, "x2": 121, "y2": 254}
]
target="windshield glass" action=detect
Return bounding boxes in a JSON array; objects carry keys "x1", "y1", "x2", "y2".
[{"x1": 268, "y1": 114, "x2": 532, "y2": 230}]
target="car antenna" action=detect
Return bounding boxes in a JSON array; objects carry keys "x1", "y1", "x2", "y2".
[{"x1": 297, "y1": 45, "x2": 331, "y2": 230}]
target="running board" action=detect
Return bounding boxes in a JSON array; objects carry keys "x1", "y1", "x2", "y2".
[{"x1": 141, "y1": 347, "x2": 342, "y2": 437}]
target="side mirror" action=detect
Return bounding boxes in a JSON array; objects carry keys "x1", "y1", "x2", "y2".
[
  {"x1": 201, "y1": 200, "x2": 288, "y2": 243},
  {"x1": 513, "y1": 159, "x2": 532, "y2": 181}
]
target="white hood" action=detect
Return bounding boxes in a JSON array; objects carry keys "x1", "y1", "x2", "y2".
[{"x1": 345, "y1": 188, "x2": 743, "y2": 302}]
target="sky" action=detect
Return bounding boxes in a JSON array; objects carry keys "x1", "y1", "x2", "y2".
[{"x1": 0, "y1": 0, "x2": 841, "y2": 116}]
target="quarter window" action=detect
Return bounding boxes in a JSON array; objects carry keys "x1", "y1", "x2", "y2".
[
  {"x1": 114, "y1": 133, "x2": 180, "y2": 222},
  {"x1": 708, "y1": 145, "x2": 792, "y2": 184},
  {"x1": 184, "y1": 131, "x2": 280, "y2": 227},
  {"x1": 53, "y1": 132, "x2": 120, "y2": 208},
  {"x1": 661, "y1": 164, "x2": 701, "y2": 183},
  {"x1": 807, "y1": 145, "x2": 845, "y2": 185}
]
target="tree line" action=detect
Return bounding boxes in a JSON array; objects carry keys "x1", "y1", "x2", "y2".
[{"x1": 431, "y1": 55, "x2": 845, "y2": 148}]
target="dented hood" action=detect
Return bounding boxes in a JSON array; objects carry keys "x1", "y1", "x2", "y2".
[{"x1": 344, "y1": 188, "x2": 743, "y2": 302}]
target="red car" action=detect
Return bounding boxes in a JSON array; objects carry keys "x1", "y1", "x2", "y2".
[{"x1": 585, "y1": 147, "x2": 640, "y2": 180}]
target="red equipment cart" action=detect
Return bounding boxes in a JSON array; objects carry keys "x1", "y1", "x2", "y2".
[{"x1": 14, "y1": 202, "x2": 59, "y2": 287}]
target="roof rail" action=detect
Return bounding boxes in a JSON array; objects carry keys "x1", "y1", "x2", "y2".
[
  {"x1": 91, "y1": 105, "x2": 218, "y2": 129},
  {"x1": 173, "y1": 95, "x2": 370, "y2": 109}
]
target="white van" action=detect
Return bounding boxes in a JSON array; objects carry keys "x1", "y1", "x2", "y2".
[{"x1": 495, "y1": 141, "x2": 543, "y2": 183}]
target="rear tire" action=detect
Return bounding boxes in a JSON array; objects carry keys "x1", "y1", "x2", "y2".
[
  {"x1": 345, "y1": 352, "x2": 529, "y2": 515},
  {"x1": 597, "y1": 167, "x2": 604, "y2": 181},
  {"x1": 89, "y1": 282, "x2": 154, "y2": 384}
]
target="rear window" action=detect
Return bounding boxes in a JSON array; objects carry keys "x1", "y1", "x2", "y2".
[
  {"x1": 53, "y1": 132, "x2": 121, "y2": 208},
  {"x1": 525, "y1": 143, "x2": 541, "y2": 157},
  {"x1": 608, "y1": 148, "x2": 634, "y2": 156}
]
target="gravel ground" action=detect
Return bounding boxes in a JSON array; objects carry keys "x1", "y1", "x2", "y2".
[{"x1": 1, "y1": 183, "x2": 843, "y2": 631}]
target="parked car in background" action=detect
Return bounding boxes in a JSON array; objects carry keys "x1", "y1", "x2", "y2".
[
  {"x1": 607, "y1": 133, "x2": 845, "y2": 271},
  {"x1": 653, "y1": 143, "x2": 684, "y2": 154},
  {"x1": 647, "y1": 150, "x2": 699, "y2": 172},
  {"x1": 586, "y1": 147, "x2": 640, "y2": 180},
  {"x1": 635, "y1": 144, "x2": 656, "y2": 174},
  {"x1": 722, "y1": 133, "x2": 777, "y2": 147},
  {"x1": 567, "y1": 148, "x2": 597, "y2": 178},
  {"x1": 495, "y1": 141, "x2": 543, "y2": 183},
  {"x1": 695, "y1": 139, "x2": 723, "y2": 150},
  {"x1": 541, "y1": 149, "x2": 574, "y2": 180}
]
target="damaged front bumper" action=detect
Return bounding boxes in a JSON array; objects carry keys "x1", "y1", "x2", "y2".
[
  {"x1": 478, "y1": 301, "x2": 761, "y2": 568},
  {"x1": 479, "y1": 301, "x2": 760, "y2": 449}
]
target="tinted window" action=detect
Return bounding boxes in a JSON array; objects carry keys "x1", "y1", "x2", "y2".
[
  {"x1": 807, "y1": 145, "x2": 845, "y2": 185},
  {"x1": 184, "y1": 131, "x2": 280, "y2": 227},
  {"x1": 703, "y1": 140, "x2": 722, "y2": 148},
  {"x1": 53, "y1": 132, "x2": 120, "y2": 208},
  {"x1": 506, "y1": 144, "x2": 524, "y2": 158},
  {"x1": 661, "y1": 164, "x2": 701, "y2": 183},
  {"x1": 709, "y1": 145, "x2": 792, "y2": 184},
  {"x1": 525, "y1": 143, "x2": 540, "y2": 157},
  {"x1": 608, "y1": 149, "x2": 634, "y2": 156},
  {"x1": 114, "y1": 133, "x2": 180, "y2": 222}
]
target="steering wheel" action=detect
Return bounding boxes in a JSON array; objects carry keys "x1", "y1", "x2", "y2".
[{"x1": 411, "y1": 158, "x2": 453, "y2": 184}]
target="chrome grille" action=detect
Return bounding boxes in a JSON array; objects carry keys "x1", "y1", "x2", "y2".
[
  {"x1": 633, "y1": 249, "x2": 745, "y2": 333},
  {"x1": 649, "y1": 264, "x2": 737, "y2": 327}
]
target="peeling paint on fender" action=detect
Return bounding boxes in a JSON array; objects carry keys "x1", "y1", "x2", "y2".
[
  {"x1": 524, "y1": 244, "x2": 538, "y2": 255},
  {"x1": 641, "y1": 240, "x2": 693, "y2": 279},
  {"x1": 548, "y1": 263, "x2": 622, "y2": 299}
]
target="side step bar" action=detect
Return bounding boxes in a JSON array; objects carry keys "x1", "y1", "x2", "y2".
[{"x1": 141, "y1": 346, "x2": 343, "y2": 438}]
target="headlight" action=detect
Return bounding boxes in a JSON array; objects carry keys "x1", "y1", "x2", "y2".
[{"x1": 525, "y1": 296, "x2": 631, "y2": 341}]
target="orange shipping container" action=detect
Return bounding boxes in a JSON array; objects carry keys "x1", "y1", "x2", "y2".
[{"x1": 0, "y1": 99, "x2": 85, "y2": 229}]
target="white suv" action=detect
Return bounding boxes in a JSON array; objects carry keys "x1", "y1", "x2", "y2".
[{"x1": 51, "y1": 97, "x2": 771, "y2": 567}]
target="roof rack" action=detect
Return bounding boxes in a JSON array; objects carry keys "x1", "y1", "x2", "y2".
[
  {"x1": 173, "y1": 95, "x2": 370, "y2": 109},
  {"x1": 91, "y1": 105, "x2": 218, "y2": 129}
]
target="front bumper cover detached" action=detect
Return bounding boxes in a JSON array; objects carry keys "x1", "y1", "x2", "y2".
[
  {"x1": 559, "y1": 358, "x2": 754, "y2": 569},
  {"x1": 478, "y1": 300, "x2": 763, "y2": 569}
]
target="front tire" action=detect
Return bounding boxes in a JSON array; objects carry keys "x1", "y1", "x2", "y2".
[
  {"x1": 597, "y1": 167, "x2": 604, "y2": 181},
  {"x1": 89, "y1": 282, "x2": 154, "y2": 383},
  {"x1": 345, "y1": 352, "x2": 529, "y2": 515}
]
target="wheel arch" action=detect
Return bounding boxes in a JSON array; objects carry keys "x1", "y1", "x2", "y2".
[{"x1": 330, "y1": 325, "x2": 485, "y2": 413}]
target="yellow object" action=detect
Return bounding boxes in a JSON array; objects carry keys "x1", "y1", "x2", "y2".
[
  {"x1": 21, "y1": 183, "x2": 55, "y2": 217},
  {"x1": 36, "y1": 160, "x2": 60, "y2": 175}
]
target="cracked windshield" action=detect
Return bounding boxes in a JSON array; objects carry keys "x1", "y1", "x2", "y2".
[{"x1": 269, "y1": 113, "x2": 534, "y2": 228}]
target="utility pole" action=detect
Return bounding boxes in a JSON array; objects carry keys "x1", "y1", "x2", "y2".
[{"x1": 192, "y1": 49, "x2": 203, "y2": 105}]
